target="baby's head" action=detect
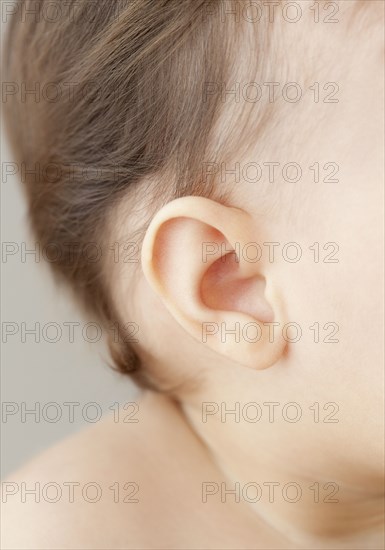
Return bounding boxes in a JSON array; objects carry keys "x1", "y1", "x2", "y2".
[{"x1": 3, "y1": 0, "x2": 383, "y2": 506}]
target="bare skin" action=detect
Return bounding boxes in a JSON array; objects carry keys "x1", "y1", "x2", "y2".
[
  {"x1": 2, "y1": 392, "x2": 291, "y2": 550},
  {"x1": 2, "y1": 391, "x2": 383, "y2": 550},
  {"x1": 2, "y1": 3, "x2": 384, "y2": 549}
]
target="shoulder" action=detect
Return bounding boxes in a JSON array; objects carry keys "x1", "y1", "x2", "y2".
[{"x1": 1, "y1": 391, "x2": 202, "y2": 550}]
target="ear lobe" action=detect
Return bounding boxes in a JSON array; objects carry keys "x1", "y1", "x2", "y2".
[{"x1": 141, "y1": 196, "x2": 286, "y2": 370}]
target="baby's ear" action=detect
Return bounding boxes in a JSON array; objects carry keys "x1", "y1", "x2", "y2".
[{"x1": 141, "y1": 196, "x2": 286, "y2": 370}]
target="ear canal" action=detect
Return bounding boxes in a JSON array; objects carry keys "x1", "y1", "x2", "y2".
[{"x1": 201, "y1": 252, "x2": 274, "y2": 323}]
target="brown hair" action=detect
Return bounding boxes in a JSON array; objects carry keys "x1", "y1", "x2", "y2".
[
  {"x1": 3, "y1": 0, "x2": 368, "y2": 388},
  {"x1": 2, "y1": 0, "x2": 250, "y2": 388}
]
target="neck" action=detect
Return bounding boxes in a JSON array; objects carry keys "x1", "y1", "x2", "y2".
[{"x1": 177, "y1": 385, "x2": 385, "y2": 550}]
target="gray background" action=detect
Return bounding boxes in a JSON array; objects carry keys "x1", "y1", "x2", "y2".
[{"x1": 1, "y1": 19, "x2": 138, "y2": 477}]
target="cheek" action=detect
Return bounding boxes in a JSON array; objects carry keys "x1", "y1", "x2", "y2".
[
  {"x1": 284, "y1": 182, "x2": 383, "y2": 402},
  {"x1": 335, "y1": 170, "x2": 384, "y2": 331}
]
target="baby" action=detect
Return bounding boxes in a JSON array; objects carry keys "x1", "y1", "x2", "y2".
[{"x1": 2, "y1": 0, "x2": 384, "y2": 549}]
